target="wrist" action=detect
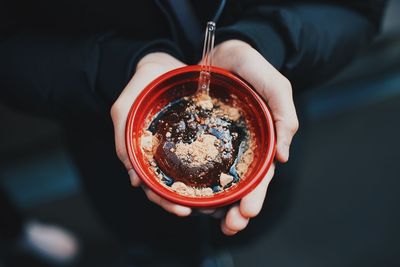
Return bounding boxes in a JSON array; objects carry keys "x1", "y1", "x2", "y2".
[{"x1": 137, "y1": 52, "x2": 177, "y2": 70}]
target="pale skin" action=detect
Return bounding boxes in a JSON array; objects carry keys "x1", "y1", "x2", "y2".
[{"x1": 111, "y1": 39, "x2": 299, "y2": 236}]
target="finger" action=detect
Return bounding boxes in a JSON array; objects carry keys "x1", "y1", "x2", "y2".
[
  {"x1": 221, "y1": 219, "x2": 238, "y2": 236},
  {"x1": 111, "y1": 59, "x2": 186, "y2": 171},
  {"x1": 128, "y1": 169, "x2": 141, "y2": 187},
  {"x1": 211, "y1": 42, "x2": 299, "y2": 163},
  {"x1": 111, "y1": 65, "x2": 171, "y2": 170},
  {"x1": 224, "y1": 205, "x2": 250, "y2": 233},
  {"x1": 142, "y1": 186, "x2": 192, "y2": 217},
  {"x1": 275, "y1": 119, "x2": 298, "y2": 162},
  {"x1": 240, "y1": 163, "x2": 275, "y2": 218},
  {"x1": 235, "y1": 59, "x2": 298, "y2": 163}
]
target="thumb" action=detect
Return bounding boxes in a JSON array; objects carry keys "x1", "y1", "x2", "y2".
[
  {"x1": 111, "y1": 58, "x2": 185, "y2": 187},
  {"x1": 110, "y1": 64, "x2": 167, "y2": 187}
]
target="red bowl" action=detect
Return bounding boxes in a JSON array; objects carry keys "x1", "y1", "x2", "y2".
[{"x1": 125, "y1": 65, "x2": 276, "y2": 208}]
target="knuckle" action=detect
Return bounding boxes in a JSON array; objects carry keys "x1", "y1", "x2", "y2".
[
  {"x1": 293, "y1": 119, "x2": 300, "y2": 132},
  {"x1": 242, "y1": 207, "x2": 260, "y2": 218},
  {"x1": 146, "y1": 190, "x2": 157, "y2": 203},
  {"x1": 229, "y1": 218, "x2": 248, "y2": 231},
  {"x1": 157, "y1": 197, "x2": 165, "y2": 208},
  {"x1": 281, "y1": 76, "x2": 292, "y2": 91},
  {"x1": 115, "y1": 145, "x2": 126, "y2": 161},
  {"x1": 147, "y1": 195, "x2": 156, "y2": 204},
  {"x1": 110, "y1": 101, "x2": 121, "y2": 120},
  {"x1": 128, "y1": 170, "x2": 139, "y2": 187},
  {"x1": 223, "y1": 227, "x2": 238, "y2": 236},
  {"x1": 289, "y1": 118, "x2": 300, "y2": 134},
  {"x1": 130, "y1": 178, "x2": 136, "y2": 187},
  {"x1": 241, "y1": 201, "x2": 263, "y2": 218},
  {"x1": 171, "y1": 206, "x2": 183, "y2": 216},
  {"x1": 227, "y1": 40, "x2": 252, "y2": 51},
  {"x1": 216, "y1": 41, "x2": 252, "y2": 62},
  {"x1": 280, "y1": 117, "x2": 299, "y2": 136}
]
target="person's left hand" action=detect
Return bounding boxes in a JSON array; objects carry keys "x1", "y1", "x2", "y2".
[{"x1": 196, "y1": 40, "x2": 298, "y2": 235}]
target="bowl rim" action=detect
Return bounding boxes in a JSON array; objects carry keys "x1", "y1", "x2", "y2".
[{"x1": 125, "y1": 65, "x2": 276, "y2": 208}]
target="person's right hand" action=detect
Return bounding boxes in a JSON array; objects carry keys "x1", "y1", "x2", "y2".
[{"x1": 111, "y1": 52, "x2": 193, "y2": 217}]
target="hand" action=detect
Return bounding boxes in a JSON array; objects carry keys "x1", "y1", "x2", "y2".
[
  {"x1": 111, "y1": 41, "x2": 299, "y2": 236},
  {"x1": 111, "y1": 52, "x2": 193, "y2": 216},
  {"x1": 203, "y1": 40, "x2": 299, "y2": 235}
]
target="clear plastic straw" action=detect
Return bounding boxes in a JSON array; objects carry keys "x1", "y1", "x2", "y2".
[{"x1": 197, "y1": 21, "x2": 216, "y2": 95}]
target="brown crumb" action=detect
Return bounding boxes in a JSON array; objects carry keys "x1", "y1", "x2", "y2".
[
  {"x1": 141, "y1": 130, "x2": 153, "y2": 152},
  {"x1": 194, "y1": 92, "x2": 213, "y2": 110},
  {"x1": 169, "y1": 183, "x2": 214, "y2": 197},
  {"x1": 174, "y1": 134, "x2": 220, "y2": 167},
  {"x1": 211, "y1": 100, "x2": 241, "y2": 121},
  {"x1": 141, "y1": 130, "x2": 155, "y2": 161},
  {"x1": 199, "y1": 187, "x2": 213, "y2": 196},
  {"x1": 171, "y1": 182, "x2": 195, "y2": 196},
  {"x1": 236, "y1": 142, "x2": 255, "y2": 177},
  {"x1": 220, "y1": 173, "x2": 234, "y2": 187},
  {"x1": 194, "y1": 187, "x2": 213, "y2": 197}
]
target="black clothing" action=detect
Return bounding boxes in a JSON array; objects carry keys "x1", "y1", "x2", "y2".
[
  {"x1": 0, "y1": 186, "x2": 23, "y2": 241},
  {"x1": 0, "y1": 1, "x2": 389, "y2": 266},
  {"x1": 64, "y1": 102, "x2": 307, "y2": 266},
  {"x1": 0, "y1": 0, "x2": 386, "y2": 117}
]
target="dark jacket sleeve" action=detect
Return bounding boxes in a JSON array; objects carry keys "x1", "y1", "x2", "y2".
[
  {"x1": 0, "y1": 32, "x2": 182, "y2": 118},
  {"x1": 217, "y1": 0, "x2": 387, "y2": 89}
]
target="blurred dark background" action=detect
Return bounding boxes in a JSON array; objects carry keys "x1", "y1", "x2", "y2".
[{"x1": 1, "y1": 1, "x2": 399, "y2": 266}]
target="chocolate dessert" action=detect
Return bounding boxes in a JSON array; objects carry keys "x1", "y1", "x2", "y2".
[{"x1": 141, "y1": 93, "x2": 255, "y2": 197}]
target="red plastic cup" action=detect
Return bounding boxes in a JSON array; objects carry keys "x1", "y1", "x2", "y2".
[{"x1": 125, "y1": 65, "x2": 276, "y2": 208}]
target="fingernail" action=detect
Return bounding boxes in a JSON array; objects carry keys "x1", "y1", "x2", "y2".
[
  {"x1": 222, "y1": 227, "x2": 238, "y2": 236},
  {"x1": 176, "y1": 206, "x2": 192, "y2": 216}
]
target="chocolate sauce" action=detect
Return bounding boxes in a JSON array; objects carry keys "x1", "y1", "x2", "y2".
[{"x1": 148, "y1": 98, "x2": 248, "y2": 189}]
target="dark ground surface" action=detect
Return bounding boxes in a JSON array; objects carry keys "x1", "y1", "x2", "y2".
[{"x1": 1, "y1": 1, "x2": 400, "y2": 266}]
